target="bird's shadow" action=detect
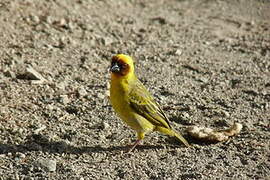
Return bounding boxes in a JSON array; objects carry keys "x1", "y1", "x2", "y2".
[
  {"x1": 0, "y1": 134, "x2": 169, "y2": 155},
  {"x1": 0, "y1": 132, "x2": 213, "y2": 155}
]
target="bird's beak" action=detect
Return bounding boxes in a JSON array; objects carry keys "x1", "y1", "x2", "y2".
[{"x1": 110, "y1": 63, "x2": 120, "y2": 73}]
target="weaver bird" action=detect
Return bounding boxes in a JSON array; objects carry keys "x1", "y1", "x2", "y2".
[{"x1": 109, "y1": 54, "x2": 190, "y2": 152}]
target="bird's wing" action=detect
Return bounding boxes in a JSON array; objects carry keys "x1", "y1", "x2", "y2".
[{"x1": 128, "y1": 80, "x2": 171, "y2": 129}]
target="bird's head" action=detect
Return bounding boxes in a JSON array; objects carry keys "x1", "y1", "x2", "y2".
[{"x1": 110, "y1": 54, "x2": 135, "y2": 77}]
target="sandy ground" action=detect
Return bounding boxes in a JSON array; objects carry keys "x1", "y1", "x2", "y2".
[{"x1": 0, "y1": 0, "x2": 269, "y2": 179}]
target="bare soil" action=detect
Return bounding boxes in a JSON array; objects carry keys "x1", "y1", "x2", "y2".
[{"x1": 0, "y1": 0, "x2": 269, "y2": 179}]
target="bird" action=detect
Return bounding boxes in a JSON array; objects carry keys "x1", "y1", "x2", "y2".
[{"x1": 109, "y1": 54, "x2": 190, "y2": 152}]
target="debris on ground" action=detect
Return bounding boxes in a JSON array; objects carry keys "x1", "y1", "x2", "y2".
[{"x1": 187, "y1": 122, "x2": 243, "y2": 142}]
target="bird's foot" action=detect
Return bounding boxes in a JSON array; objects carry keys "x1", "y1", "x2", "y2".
[{"x1": 126, "y1": 139, "x2": 141, "y2": 153}]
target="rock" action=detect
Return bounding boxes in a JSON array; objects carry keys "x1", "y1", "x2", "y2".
[
  {"x1": 14, "y1": 152, "x2": 26, "y2": 161},
  {"x1": 46, "y1": 16, "x2": 53, "y2": 24},
  {"x1": 77, "y1": 87, "x2": 87, "y2": 97},
  {"x1": 31, "y1": 15, "x2": 40, "y2": 23},
  {"x1": 151, "y1": 17, "x2": 167, "y2": 25},
  {"x1": 33, "y1": 125, "x2": 46, "y2": 134},
  {"x1": 221, "y1": 110, "x2": 230, "y2": 118},
  {"x1": 198, "y1": 77, "x2": 208, "y2": 83},
  {"x1": 46, "y1": 104, "x2": 55, "y2": 111},
  {"x1": 56, "y1": 81, "x2": 68, "y2": 90},
  {"x1": 34, "y1": 158, "x2": 57, "y2": 172},
  {"x1": 97, "y1": 92, "x2": 105, "y2": 99},
  {"x1": 105, "y1": 90, "x2": 110, "y2": 97},
  {"x1": 102, "y1": 122, "x2": 110, "y2": 130},
  {"x1": 174, "y1": 49, "x2": 182, "y2": 56},
  {"x1": 100, "y1": 37, "x2": 114, "y2": 46},
  {"x1": 59, "y1": 95, "x2": 70, "y2": 105},
  {"x1": 17, "y1": 65, "x2": 47, "y2": 83}
]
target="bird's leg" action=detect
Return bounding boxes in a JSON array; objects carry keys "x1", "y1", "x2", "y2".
[
  {"x1": 127, "y1": 139, "x2": 141, "y2": 153},
  {"x1": 126, "y1": 132, "x2": 144, "y2": 153}
]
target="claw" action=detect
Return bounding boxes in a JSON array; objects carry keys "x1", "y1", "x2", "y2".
[{"x1": 126, "y1": 139, "x2": 141, "y2": 153}]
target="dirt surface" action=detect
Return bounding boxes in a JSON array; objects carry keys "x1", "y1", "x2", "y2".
[{"x1": 0, "y1": 0, "x2": 269, "y2": 179}]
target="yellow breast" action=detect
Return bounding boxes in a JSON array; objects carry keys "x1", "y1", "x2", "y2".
[{"x1": 110, "y1": 75, "x2": 154, "y2": 132}]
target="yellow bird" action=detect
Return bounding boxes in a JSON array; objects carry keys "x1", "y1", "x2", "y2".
[{"x1": 109, "y1": 54, "x2": 190, "y2": 152}]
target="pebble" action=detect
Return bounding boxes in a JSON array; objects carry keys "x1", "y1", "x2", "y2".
[
  {"x1": 198, "y1": 77, "x2": 208, "y2": 83},
  {"x1": 97, "y1": 92, "x2": 105, "y2": 99},
  {"x1": 100, "y1": 37, "x2": 113, "y2": 46},
  {"x1": 46, "y1": 104, "x2": 55, "y2": 111},
  {"x1": 221, "y1": 110, "x2": 230, "y2": 118},
  {"x1": 105, "y1": 90, "x2": 110, "y2": 97},
  {"x1": 31, "y1": 15, "x2": 40, "y2": 23},
  {"x1": 33, "y1": 125, "x2": 46, "y2": 134},
  {"x1": 34, "y1": 158, "x2": 57, "y2": 172},
  {"x1": 77, "y1": 87, "x2": 88, "y2": 97},
  {"x1": 14, "y1": 152, "x2": 26, "y2": 161},
  {"x1": 59, "y1": 95, "x2": 70, "y2": 105},
  {"x1": 56, "y1": 81, "x2": 68, "y2": 90},
  {"x1": 18, "y1": 65, "x2": 47, "y2": 83},
  {"x1": 46, "y1": 16, "x2": 53, "y2": 24},
  {"x1": 174, "y1": 49, "x2": 182, "y2": 56},
  {"x1": 102, "y1": 122, "x2": 110, "y2": 130}
]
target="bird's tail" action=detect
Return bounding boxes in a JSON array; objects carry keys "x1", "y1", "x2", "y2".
[
  {"x1": 173, "y1": 130, "x2": 190, "y2": 147},
  {"x1": 156, "y1": 126, "x2": 190, "y2": 147}
]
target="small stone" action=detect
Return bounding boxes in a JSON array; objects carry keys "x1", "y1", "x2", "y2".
[
  {"x1": 46, "y1": 104, "x2": 55, "y2": 111},
  {"x1": 77, "y1": 87, "x2": 87, "y2": 97},
  {"x1": 59, "y1": 18, "x2": 67, "y2": 27},
  {"x1": 174, "y1": 49, "x2": 182, "y2": 56},
  {"x1": 34, "y1": 158, "x2": 57, "y2": 172},
  {"x1": 59, "y1": 95, "x2": 70, "y2": 105},
  {"x1": 100, "y1": 37, "x2": 113, "y2": 46},
  {"x1": 56, "y1": 81, "x2": 68, "y2": 90},
  {"x1": 17, "y1": 65, "x2": 47, "y2": 83},
  {"x1": 105, "y1": 90, "x2": 110, "y2": 97},
  {"x1": 33, "y1": 125, "x2": 46, "y2": 134},
  {"x1": 102, "y1": 122, "x2": 110, "y2": 130},
  {"x1": 198, "y1": 77, "x2": 208, "y2": 83},
  {"x1": 18, "y1": 128, "x2": 24, "y2": 135},
  {"x1": 46, "y1": 16, "x2": 53, "y2": 24},
  {"x1": 151, "y1": 17, "x2": 167, "y2": 25},
  {"x1": 59, "y1": 36, "x2": 67, "y2": 48},
  {"x1": 68, "y1": 21, "x2": 74, "y2": 31},
  {"x1": 221, "y1": 110, "x2": 230, "y2": 118},
  {"x1": 97, "y1": 92, "x2": 105, "y2": 99},
  {"x1": 31, "y1": 15, "x2": 40, "y2": 23},
  {"x1": 0, "y1": 154, "x2": 6, "y2": 158},
  {"x1": 14, "y1": 152, "x2": 26, "y2": 161}
]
